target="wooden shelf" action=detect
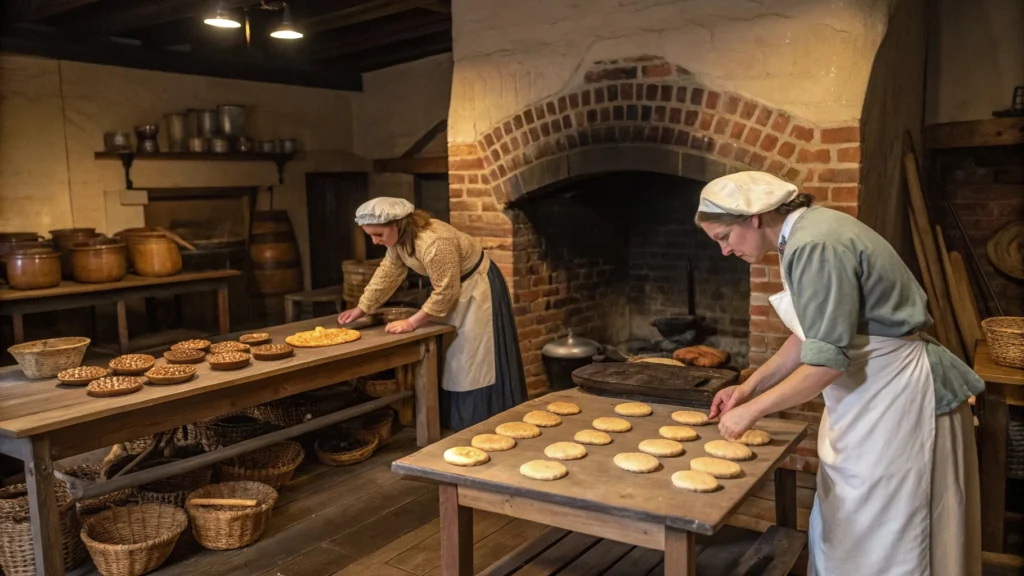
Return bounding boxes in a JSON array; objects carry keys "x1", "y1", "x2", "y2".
[
  {"x1": 924, "y1": 117, "x2": 1024, "y2": 149},
  {"x1": 94, "y1": 151, "x2": 297, "y2": 188}
]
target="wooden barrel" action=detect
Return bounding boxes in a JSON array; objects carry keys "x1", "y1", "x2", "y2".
[
  {"x1": 342, "y1": 258, "x2": 382, "y2": 307},
  {"x1": 249, "y1": 210, "x2": 302, "y2": 295}
]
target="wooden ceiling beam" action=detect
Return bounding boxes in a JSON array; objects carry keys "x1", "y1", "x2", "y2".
[
  {"x1": 300, "y1": 0, "x2": 440, "y2": 33},
  {"x1": 1, "y1": 0, "x2": 101, "y2": 24},
  {"x1": 311, "y1": 15, "x2": 450, "y2": 59},
  {"x1": 63, "y1": 0, "x2": 252, "y2": 38}
]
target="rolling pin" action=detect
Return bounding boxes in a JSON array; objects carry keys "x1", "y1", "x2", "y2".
[{"x1": 189, "y1": 498, "x2": 258, "y2": 507}]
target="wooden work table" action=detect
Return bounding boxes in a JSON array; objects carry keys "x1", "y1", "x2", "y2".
[
  {"x1": 393, "y1": 389, "x2": 808, "y2": 575},
  {"x1": 0, "y1": 316, "x2": 454, "y2": 576},
  {"x1": 0, "y1": 269, "x2": 240, "y2": 353},
  {"x1": 975, "y1": 340, "x2": 1024, "y2": 553}
]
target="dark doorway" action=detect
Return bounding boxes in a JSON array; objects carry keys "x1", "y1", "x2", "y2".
[
  {"x1": 305, "y1": 173, "x2": 372, "y2": 289},
  {"x1": 415, "y1": 174, "x2": 451, "y2": 223}
]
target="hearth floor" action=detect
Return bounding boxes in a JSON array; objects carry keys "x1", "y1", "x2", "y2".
[{"x1": 65, "y1": 427, "x2": 1022, "y2": 576}]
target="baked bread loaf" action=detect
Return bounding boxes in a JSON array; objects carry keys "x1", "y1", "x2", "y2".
[{"x1": 672, "y1": 345, "x2": 730, "y2": 367}]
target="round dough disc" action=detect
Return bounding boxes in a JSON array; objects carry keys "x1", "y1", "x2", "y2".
[
  {"x1": 443, "y1": 446, "x2": 490, "y2": 467},
  {"x1": 614, "y1": 402, "x2": 652, "y2": 417},
  {"x1": 671, "y1": 411, "x2": 709, "y2": 425},
  {"x1": 523, "y1": 410, "x2": 562, "y2": 427},
  {"x1": 546, "y1": 401, "x2": 581, "y2": 415},
  {"x1": 574, "y1": 429, "x2": 613, "y2": 445},
  {"x1": 471, "y1": 434, "x2": 516, "y2": 452},
  {"x1": 592, "y1": 417, "x2": 632, "y2": 433},
  {"x1": 638, "y1": 439, "x2": 685, "y2": 457},
  {"x1": 495, "y1": 422, "x2": 541, "y2": 439},
  {"x1": 671, "y1": 470, "x2": 720, "y2": 492},
  {"x1": 613, "y1": 452, "x2": 660, "y2": 473},
  {"x1": 737, "y1": 429, "x2": 772, "y2": 446},
  {"x1": 704, "y1": 440, "x2": 754, "y2": 461},
  {"x1": 659, "y1": 425, "x2": 699, "y2": 442},
  {"x1": 690, "y1": 456, "x2": 742, "y2": 478},
  {"x1": 544, "y1": 441, "x2": 588, "y2": 460},
  {"x1": 520, "y1": 460, "x2": 568, "y2": 480}
]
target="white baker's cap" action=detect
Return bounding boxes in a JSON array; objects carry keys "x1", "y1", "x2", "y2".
[
  {"x1": 697, "y1": 171, "x2": 798, "y2": 215},
  {"x1": 354, "y1": 197, "x2": 415, "y2": 225}
]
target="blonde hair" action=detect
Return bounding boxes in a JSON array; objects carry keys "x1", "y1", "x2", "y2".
[
  {"x1": 395, "y1": 209, "x2": 433, "y2": 253},
  {"x1": 693, "y1": 192, "x2": 815, "y2": 226}
]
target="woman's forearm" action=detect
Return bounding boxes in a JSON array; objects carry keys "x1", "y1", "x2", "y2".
[
  {"x1": 746, "y1": 364, "x2": 842, "y2": 418},
  {"x1": 408, "y1": 309, "x2": 433, "y2": 329},
  {"x1": 744, "y1": 333, "x2": 804, "y2": 396}
]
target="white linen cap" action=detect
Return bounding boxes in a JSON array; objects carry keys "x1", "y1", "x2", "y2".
[
  {"x1": 354, "y1": 197, "x2": 415, "y2": 226},
  {"x1": 697, "y1": 172, "x2": 798, "y2": 216}
]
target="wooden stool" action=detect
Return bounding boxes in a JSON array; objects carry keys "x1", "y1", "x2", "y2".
[{"x1": 284, "y1": 286, "x2": 345, "y2": 324}]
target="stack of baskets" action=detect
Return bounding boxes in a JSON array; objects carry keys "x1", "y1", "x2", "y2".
[
  {"x1": 0, "y1": 482, "x2": 88, "y2": 575},
  {"x1": 246, "y1": 391, "x2": 348, "y2": 428},
  {"x1": 218, "y1": 441, "x2": 305, "y2": 489},
  {"x1": 983, "y1": 317, "x2": 1024, "y2": 479},
  {"x1": 185, "y1": 482, "x2": 278, "y2": 550},
  {"x1": 81, "y1": 503, "x2": 187, "y2": 576},
  {"x1": 61, "y1": 464, "x2": 134, "y2": 520},
  {"x1": 102, "y1": 455, "x2": 213, "y2": 508},
  {"x1": 198, "y1": 414, "x2": 274, "y2": 452}
]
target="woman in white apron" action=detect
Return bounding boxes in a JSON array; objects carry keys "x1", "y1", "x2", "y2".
[
  {"x1": 695, "y1": 172, "x2": 983, "y2": 575},
  {"x1": 337, "y1": 197, "x2": 527, "y2": 430}
]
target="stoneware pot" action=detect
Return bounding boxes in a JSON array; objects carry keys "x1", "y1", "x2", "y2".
[
  {"x1": 69, "y1": 238, "x2": 127, "y2": 283},
  {"x1": 6, "y1": 248, "x2": 62, "y2": 290},
  {"x1": 129, "y1": 235, "x2": 182, "y2": 277}
]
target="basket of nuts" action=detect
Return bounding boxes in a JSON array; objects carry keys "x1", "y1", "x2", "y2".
[
  {"x1": 171, "y1": 339, "x2": 211, "y2": 352},
  {"x1": 208, "y1": 352, "x2": 250, "y2": 370},
  {"x1": 145, "y1": 364, "x2": 197, "y2": 385},
  {"x1": 164, "y1": 349, "x2": 205, "y2": 364},
  {"x1": 210, "y1": 341, "x2": 250, "y2": 355},
  {"x1": 109, "y1": 354, "x2": 155, "y2": 375},
  {"x1": 251, "y1": 344, "x2": 294, "y2": 361},
  {"x1": 87, "y1": 376, "x2": 145, "y2": 398},
  {"x1": 239, "y1": 332, "x2": 272, "y2": 346},
  {"x1": 57, "y1": 365, "x2": 110, "y2": 386}
]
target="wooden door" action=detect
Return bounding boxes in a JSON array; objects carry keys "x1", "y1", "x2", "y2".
[{"x1": 305, "y1": 173, "x2": 372, "y2": 289}]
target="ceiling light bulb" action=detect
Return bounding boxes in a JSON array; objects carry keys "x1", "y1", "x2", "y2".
[
  {"x1": 204, "y1": 4, "x2": 241, "y2": 28},
  {"x1": 270, "y1": 4, "x2": 303, "y2": 39}
]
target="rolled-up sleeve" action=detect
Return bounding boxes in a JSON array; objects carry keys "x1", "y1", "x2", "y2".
[
  {"x1": 786, "y1": 241, "x2": 861, "y2": 371},
  {"x1": 420, "y1": 237, "x2": 462, "y2": 317},
  {"x1": 357, "y1": 249, "x2": 408, "y2": 314}
]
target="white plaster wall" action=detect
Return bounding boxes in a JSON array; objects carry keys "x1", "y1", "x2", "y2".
[
  {"x1": 0, "y1": 53, "x2": 366, "y2": 288},
  {"x1": 449, "y1": 0, "x2": 893, "y2": 142},
  {"x1": 926, "y1": 0, "x2": 1024, "y2": 124}
]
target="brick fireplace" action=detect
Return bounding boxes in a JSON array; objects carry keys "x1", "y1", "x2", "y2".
[{"x1": 447, "y1": 57, "x2": 861, "y2": 392}]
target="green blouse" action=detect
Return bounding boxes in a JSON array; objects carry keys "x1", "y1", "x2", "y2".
[{"x1": 781, "y1": 206, "x2": 983, "y2": 414}]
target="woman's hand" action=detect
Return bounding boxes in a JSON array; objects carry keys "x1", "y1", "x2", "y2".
[
  {"x1": 385, "y1": 319, "x2": 417, "y2": 334},
  {"x1": 718, "y1": 402, "x2": 761, "y2": 441},
  {"x1": 708, "y1": 384, "x2": 753, "y2": 419},
  {"x1": 337, "y1": 308, "x2": 365, "y2": 325}
]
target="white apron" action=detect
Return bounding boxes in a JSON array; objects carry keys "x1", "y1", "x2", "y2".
[
  {"x1": 400, "y1": 252, "x2": 496, "y2": 393},
  {"x1": 769, "y1": 211, "x2": 980, "y2": 575}
]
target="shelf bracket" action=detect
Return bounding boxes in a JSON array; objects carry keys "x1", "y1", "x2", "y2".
[
  {"x1": 119, "y1": 153, "x2": 135, "y2": 190},
  {"x1": 274, "y1": 158, "x2": 287, "y2": 185}
]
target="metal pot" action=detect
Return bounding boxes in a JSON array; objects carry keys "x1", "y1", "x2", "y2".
[
  {"x1": 165, "y1": 113, "x2": 188, "y2": 152},
  {"x1": 541, "y1": 330, "x2": 601, "y2": 390},
  {"x1": 185, "y1": 109, "x2": 202, "y2": 138},
  {"x1": 236, "y1": 137, "x2": 254, "y2": 153},
  {"x1": 210, "y1": 137, "x2": 231, "y2": 154},
  {"x1": 103, "y1": 131, "x2": 132, "y2": 152},
  {"x1": 281, "y1": 138, "x2": 297, "y2": 154},
  {"x1": 188, "y1": 137, "x2": 209, "y2": 153},
  {"x1": 198, "y1": 110, "x2": 218, "y2": 138},
  {"x1": 257, "y1": 141, "x2": 275, "y2": 154},
  {"x1": 217, "y1": 105, "x2": 245, "y2": 139}
]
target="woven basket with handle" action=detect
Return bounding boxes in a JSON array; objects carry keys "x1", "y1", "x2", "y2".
[
  {"x1": 81, "y1": 503, "x2": 187, "y2": 576},
  {"x1": 217, "y1": 441, "x2": 305, "y2": 489},
  {"x1": 185, "y1": 481, "x2": 278, "y2": 550},
  {"x1": 982, "y1": 316, "x2": 1024, "y2": 369}
]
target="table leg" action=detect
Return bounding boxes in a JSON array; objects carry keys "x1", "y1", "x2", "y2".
[
  {"x1": 116, "y1": 299, "x2": 129, "y2": 354},
  {"x1": 285, "y1": 299, "x2": 295, "y2": 324},
  {"x1": 439, "y1": 484, "x2": 472, "y2": 576},
  {"x1": 980, "y1": 388, "x2": 1007, "y2": 553},
  {"x1": 664, "y1": 525, "x2": 696, "y2": 576},
  {"x1": 12, "y1": 312, "x2": 25, "y2": 344},
  {"x1": 24, "y1": 436, "x2": 65, "y2": 576},
  {"x1": 774, "y1": 467, "x2": 798, "y2": 529},
  {"x1": 217, "y1": 286, "x2": 230, "y2": 334},
  {"x1": 414, "y1": 336, "x2": 442, "y2": 447}
]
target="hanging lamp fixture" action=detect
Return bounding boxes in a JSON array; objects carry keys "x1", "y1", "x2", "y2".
[
  {"x1": 270, "y1": 3, "x2": 303, "y2": 39},
  {"x1": 204, "y1": 2, "x2": 241, "y2": 28}
]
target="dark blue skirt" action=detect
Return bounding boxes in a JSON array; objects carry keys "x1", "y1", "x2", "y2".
[{"x1": 439, "y1": 262, "x2": 527, "y2": 431}]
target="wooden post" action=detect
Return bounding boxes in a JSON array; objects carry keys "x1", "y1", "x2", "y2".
[
  {"x1": 285, "y1": 297, "x2": 296, "y2": 324},
  {"x1": 774, "y1": 467, "x2": 798, "y2": 529},
  {"x1": 24, "y1": 436, "x2": 65, "y2": 576},
  {"x1": 395, "y1": 363, "x2": 415, "y2": 429},
  {"x1": 979, "y1": 388, "x2": 1007, "y2": 553},
  {"x1": 217, "y1": 286, "x2": 230, "y2": 334},
  {"x1": 439, "y1": 483, "x2": 472, "y2": 576},
  {"x1": 115, "y1": 299, "x2": 129, "y2": 354},
  {"x1": 12, "y1": 312, "x2": 24, "y2": 344},
  {"x1": 415, "y1": 336, "x2": 442, "y2": 446},
  {"x1": 664, "y1": 526, "x2": 696, "y2": 576}
]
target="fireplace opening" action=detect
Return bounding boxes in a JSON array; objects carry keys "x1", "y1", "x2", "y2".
[{"x1": 511, "y1": 171, "x2": 751, "y2": 368}]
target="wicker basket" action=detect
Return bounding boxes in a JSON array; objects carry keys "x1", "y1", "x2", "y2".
[
  {"x1": 360, "y1": 377, "x2": 400, "y2": 399},
  {"x1": 81, "y1": 503, "x2": 187, "y2": 576},
  {"x1": 218, "y1": 441, "x2": 305, "y2": 489},
  {"x1": 198, "y1": 415, "x2": 273, "y2": 452},
  {"x1": 0, "y1": 482, "x2": 88, "y2": 575},
  {"x1": 359, "y1": 409, "x2": 396, "y2": 445},
  {"x1": 246, "y1": 392, "x2": 347, "y2": 427},
  {"x1": 7, "y1": 337, "x2": 90, "y2": 379},
  {"x1": 982, "y1": 317, "x2": 1024, "y2": 369},
  {"x1": 1008, "y1": 406, "x2": 1024, "y2": 479},
  {"x1": 102, "y1": 456, "x2": 213, "y2": 508},
  {"x1": 315, "y1": 430, "x2": 379, "y2": 466},
  {"x1": 185, "y1": 482, "x2": 278, "y2": 550},
  {"x1": 61, "y1": 464, "x2": 134, "y2": 519}
]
